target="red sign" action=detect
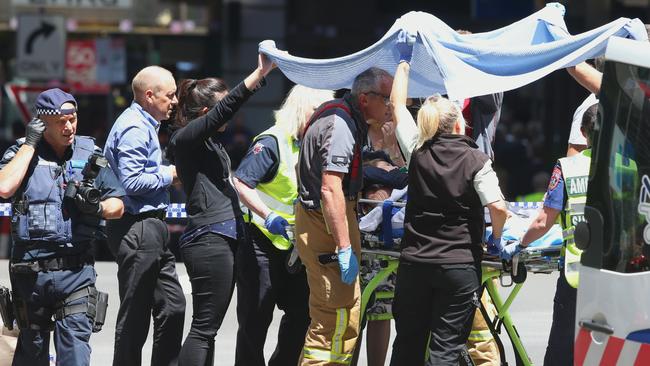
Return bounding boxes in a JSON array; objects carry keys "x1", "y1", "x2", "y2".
[
  {"x1": 4, "y1": 83, "x2": 66, "y2": 122},
  {"x1": 66, "y1": 40, "x2": 108, "y2": 93}
]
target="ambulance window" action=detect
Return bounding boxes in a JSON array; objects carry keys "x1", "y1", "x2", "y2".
[{"x1": 600, "y1": 61, "x2": 650, "y2": 273}]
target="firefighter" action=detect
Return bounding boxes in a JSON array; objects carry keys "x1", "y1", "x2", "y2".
[{"x1": 295, "y1": 67, "x2": 393, "y2": 365}]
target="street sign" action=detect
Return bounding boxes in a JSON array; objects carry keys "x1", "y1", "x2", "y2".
[
  {"x1": 16, "y1": 14, "x2": 66, "y2": 81},
  {"x1": 4, "y1": 83, "x2": 66, "y2": 122}
]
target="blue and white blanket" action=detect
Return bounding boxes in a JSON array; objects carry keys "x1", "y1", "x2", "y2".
[{"x1": 259, "y1": 3, "x2": 646, "y2": 100}]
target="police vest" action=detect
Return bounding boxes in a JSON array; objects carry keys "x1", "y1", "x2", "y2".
[
  {"x1": 245, "y1": 126, "x2": 299, "y2": 250},
  {"x1": 558, "y1": 149, "x2": 591, "y2": 288},
  {"x1": 11, "y1": 136, "x2": 96, "y2": 245}
]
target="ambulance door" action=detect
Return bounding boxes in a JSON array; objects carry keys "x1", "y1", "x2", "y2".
[{"x1": 574, "y1": 37, "x2": 650, "y2": 365}]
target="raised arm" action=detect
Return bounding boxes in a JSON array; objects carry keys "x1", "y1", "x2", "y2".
[
  {"x1": 391, "y1": 31, "x2": 419, "y2": 165},
  {"x1": 0, "y1": 145, "x2": 35, "y2": 199},
  {"x1": 567, "y1": 62, "x2": 602, "y2": 95},
  {"x1": 0, "y1": 118, "x2": 45, "y2": 199},
  {"x1": 174, "y1": 54, "x2": 277, "y2": 145}
]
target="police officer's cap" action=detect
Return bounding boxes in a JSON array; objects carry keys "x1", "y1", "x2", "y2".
[{"x1": 35, "y1": 88, "x2": 77, "y2": 116}]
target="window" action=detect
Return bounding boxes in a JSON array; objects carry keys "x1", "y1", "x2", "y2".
[{"x1": 599, "y1": 61, "x2": 650, "y2": 273}]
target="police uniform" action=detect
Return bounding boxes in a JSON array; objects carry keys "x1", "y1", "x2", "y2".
[
  {"x1": 541, "y1": 150, "x2": 590, "y2": 366},
  {"x1": 295, "y1": 94, "x2": 366, "y2": 365},
  {"x1": 233, "y1": 127, "x2": 310, "y2": 366},
  {"x1": 0, "y1": 89, "x2": 124, "y2": 366}
]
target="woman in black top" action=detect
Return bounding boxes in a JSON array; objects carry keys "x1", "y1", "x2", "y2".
[
  {"x1": 389, "y1": 93, "x2": 509, "y2": 366},
  {"x1": 168, "y1": 53, "x2": 276, "y2": 366}
]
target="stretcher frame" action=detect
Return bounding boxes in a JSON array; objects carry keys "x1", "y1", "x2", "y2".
[
  {"x1": 360, "y1": 248, "x2": 538, "y2": 366},
  {"x1": 357, "y1": 198, "x2": 561, "y2": 366}
]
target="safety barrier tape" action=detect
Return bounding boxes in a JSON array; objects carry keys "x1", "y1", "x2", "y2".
[
  {"x1": 0, "y1": 202, "x2": 189, "y2": 219},
  {"x1": 0, "y1": 201, "x2": 545, "y2": 219}
]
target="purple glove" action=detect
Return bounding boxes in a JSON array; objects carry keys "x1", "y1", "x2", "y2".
[
  {"x1": 500, "y1": 241, "x2": 524, "y2": 261},
  {"x1": 486, "y1": 234, "x2": 503, "y2": 256},
  {"x1": 396, "y1": 30, "x2": 416, "y2": 63},
  {"x1": 264, "y1": 212, "x2": 289, "y2": 239}
]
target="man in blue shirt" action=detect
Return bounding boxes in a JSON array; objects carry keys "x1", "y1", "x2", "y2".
[{"x1": 104, "y1": 66, "x2": 186, "y2": 366}]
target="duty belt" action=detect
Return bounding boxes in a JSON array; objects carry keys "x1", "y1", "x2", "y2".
[{"x1": 10, "y1": 253, "x2": 95, "y2": 274}]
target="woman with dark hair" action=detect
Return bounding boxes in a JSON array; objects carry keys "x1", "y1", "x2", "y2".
[{"x1": 167, "y1": 53, "x2": 276, "y2": 366}]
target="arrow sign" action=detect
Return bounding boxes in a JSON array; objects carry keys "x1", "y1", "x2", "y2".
[
  {"x1": 25, "y1": 21, "x2": 55, "y2": 55},
  {"x1": 16, "y1": 14, "x2": 65, "y2": 80}
]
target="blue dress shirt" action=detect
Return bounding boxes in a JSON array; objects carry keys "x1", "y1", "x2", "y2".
[{"x1": 104, "y1": 102, "x2": 173, "y2": 214}]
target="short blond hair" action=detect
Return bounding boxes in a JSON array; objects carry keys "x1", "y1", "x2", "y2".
[
  {"x1": 416, "y1": 94, "x2": 462, "y2": 148},
  {"x1": 274, "y1": 85, "x2": 333, "y2": 140}
]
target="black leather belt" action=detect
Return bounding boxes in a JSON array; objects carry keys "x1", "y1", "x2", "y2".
[
  {"x1": 127, "y1": 209, "x2": 167, "y2": 221},
  {"x1": 10, "y1": 253, "x2": 95, "y2": 274}
]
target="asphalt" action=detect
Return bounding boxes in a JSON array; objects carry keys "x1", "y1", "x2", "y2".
[{"x1": 0, "y1": 260, "x2": 558, "y2": 365}]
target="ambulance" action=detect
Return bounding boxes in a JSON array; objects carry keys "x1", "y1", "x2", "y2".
[{"x1": 574, "y1": 36, "x2": 650, "y2": 365}]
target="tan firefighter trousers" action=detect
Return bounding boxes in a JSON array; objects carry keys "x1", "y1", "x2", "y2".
[
  {"x1": 467, "y1": 280, "x2": 500, "y2": 366},
  {"x1": 295, "y1": 201, "x2": 362, "y2": 366}
]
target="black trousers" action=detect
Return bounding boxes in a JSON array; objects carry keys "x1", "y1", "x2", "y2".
[
  {"x1": 235, "y1": 224, "x2": 310, "y2": 366},
  {"x1": 543, "y1": 269, "x2": 576, "y2": 366},
  {"x1": 179, "y1": 232, "x2": 237, "y2": 366},
  {"x1": 107, "y1": 216, "x2": 186, "y2": 366},
  {"x1": 390, "y1": 261, "x2": 481, "y2": 366}
]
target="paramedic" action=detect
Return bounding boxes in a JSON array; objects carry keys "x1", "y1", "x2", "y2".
[
  {"x1": 233, "y1": 85, "x2": 333, "y2": 366},
  {"x1": 501, "y1": 103, "x2": 597, "y2": 366}
]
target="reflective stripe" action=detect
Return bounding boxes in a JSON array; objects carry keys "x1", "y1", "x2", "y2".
[
  {"x1": 245, "y1": 126, "x2": 299, "y2": 250},
  {"x1": 303, "y1": 347, "x2": 352, "y2": 364},
  {"x1": 332, "y1": 308, "x2": 348, "y2": 354},
  {"x1": 255, "y1": 189, "x2": 295, "y2": 214},
  {"x1": 36, "y1": 160, "x2": 61, "y2": 167},
  {"x1": 558, "y1": 150, "x2": 590, "y2": 289},
  {"x1": 467, "y1": 329, "x2": 494, "y2": 342}
]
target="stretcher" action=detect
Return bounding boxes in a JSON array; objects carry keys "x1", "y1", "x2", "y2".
[{"x1": 357, "y1": 198, "x2": 564, "y2": 366}]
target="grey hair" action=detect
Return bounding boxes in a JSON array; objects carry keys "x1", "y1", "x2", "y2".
[{"x1": 351, "y1": 67, "x2": 392, "y2": 96}]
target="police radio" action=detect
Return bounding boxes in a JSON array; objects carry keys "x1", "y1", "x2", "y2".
[{"x1": 64, "y1": 153, "x2": 108, "y2": 205}]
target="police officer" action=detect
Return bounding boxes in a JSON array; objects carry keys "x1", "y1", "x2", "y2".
[
  {"x1": 0, "y1": 88, "x2": 125, "y2": 366},
  {"x1": 232, "y1": 85, "x2": 333, "y2": 366},
  {"x1": 502, "y1": 103, "x2": 598, "y2": 366},
  {"x1": 295, "y1": 67, "x2": 393, "y2": 365}
]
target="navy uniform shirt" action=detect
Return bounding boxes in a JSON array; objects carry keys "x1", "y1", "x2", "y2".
[
  {"x1": 543, "y1": 163, "x2": 566, "y2": 211},
  {"x1": 0, "y1": 138, "x2": 125, "y2": 259},
  {"x1": 234, "y1": 135, "x2": 281, "y2": 189},
  {"x1": 297, "y1": 94, "x2": 366, "y2": 209}
]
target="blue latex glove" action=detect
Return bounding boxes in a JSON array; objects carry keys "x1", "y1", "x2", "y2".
[
  {"x1": 264, "y1": 212, "x2": 289, "y2": 239},
  {"x1": 500, "y1": 241, "x2": 524, "y2": 261},
  {"x1": 337, "y1": 246, "x2": 359, "y2": 285},
  {"x1": 396, "y1": 30, "x2": 416, "y2": 64},
  {"x1": 486, "y1": 234, "x2": 503, "y2": 256}
]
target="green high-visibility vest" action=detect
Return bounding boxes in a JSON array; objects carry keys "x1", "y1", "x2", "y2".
[
  {"x1": 516, "y1": 192, "x2": 546, "y2": 203},
  {"x1": 244, "y1": 126, "x2": 299, "y2": 250},
  {"x1": 558, "y1": 149, "x2": 591, "y2": 288}
]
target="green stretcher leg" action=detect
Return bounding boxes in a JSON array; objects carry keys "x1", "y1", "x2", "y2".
[{"x1": 484, "y1": 267, "x2": 534, "y2": 366}]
